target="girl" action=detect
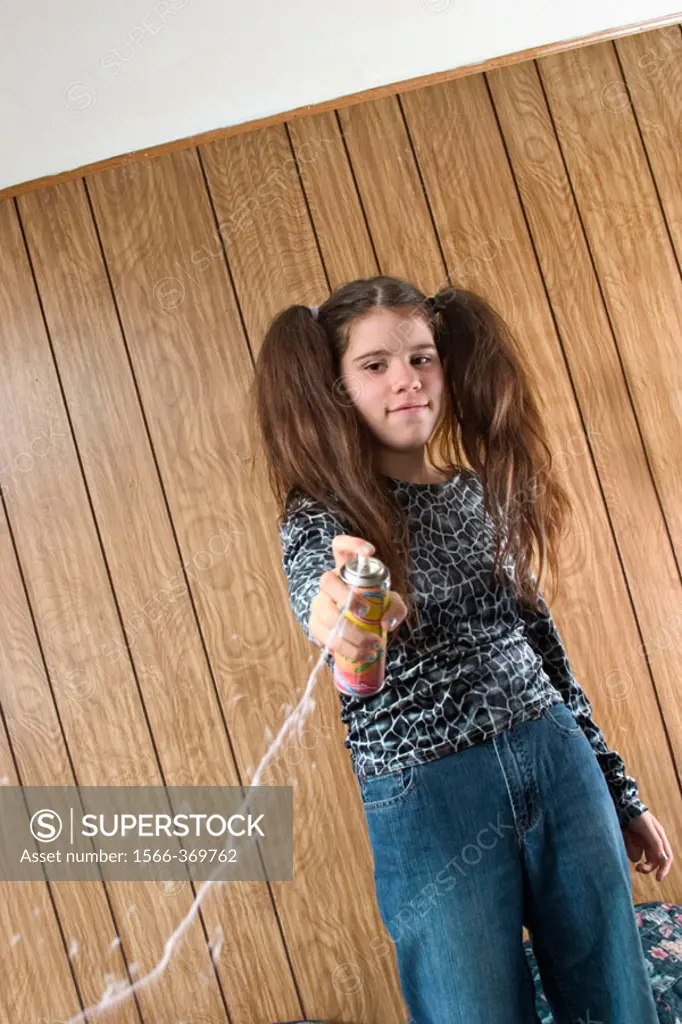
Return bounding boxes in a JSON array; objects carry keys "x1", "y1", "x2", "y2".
[{"x1": 252, "y1": 275, "x2": 672, "y2": 1023}]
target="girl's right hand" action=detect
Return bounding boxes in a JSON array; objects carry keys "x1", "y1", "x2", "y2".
[{"x1": 308, "y1": 535, "x2": 407, "y2": 662}]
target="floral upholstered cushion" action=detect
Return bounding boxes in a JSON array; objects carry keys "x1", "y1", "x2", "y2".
[{"x1": 524, "y1": 902, "x2": 682, "y2": 1023}]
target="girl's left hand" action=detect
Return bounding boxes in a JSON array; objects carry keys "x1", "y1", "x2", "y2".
[{"x1": 622, "y1": 810, "x2": 673, "y2": 882}]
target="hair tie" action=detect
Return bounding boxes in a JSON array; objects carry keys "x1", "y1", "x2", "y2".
[{"x1": 308, "y1": 306, "x2": 319, "y2": 320}]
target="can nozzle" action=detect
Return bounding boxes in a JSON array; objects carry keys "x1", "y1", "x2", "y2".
[{"x1": 356, "y1": 554, "x2": 372, "y2": 575}]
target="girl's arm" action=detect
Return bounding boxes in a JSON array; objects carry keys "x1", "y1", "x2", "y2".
[
  {"x1": 279, "y1": 494, "x2": 345, "y2": 668},
  {"x1": 517, "y1": 590, "x2": 648, "y2": 830}
]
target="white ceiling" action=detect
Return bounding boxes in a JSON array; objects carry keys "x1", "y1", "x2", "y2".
[{"x1": 0, "y1": 0, "x2": 677, "y2": 193}]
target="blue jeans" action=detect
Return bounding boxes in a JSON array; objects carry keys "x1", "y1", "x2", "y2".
[{"x1": 357, "y1": 701, "x2": 658, "y2": 1024}]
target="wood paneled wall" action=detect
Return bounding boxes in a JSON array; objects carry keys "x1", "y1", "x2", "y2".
[{"x1": 0, "y1": 24, "x2": 680, "y2": 1023}]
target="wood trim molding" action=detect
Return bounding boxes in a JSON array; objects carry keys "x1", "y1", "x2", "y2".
[{"x1": 2, "y1": 11, "x2": 680, "y2": 201}]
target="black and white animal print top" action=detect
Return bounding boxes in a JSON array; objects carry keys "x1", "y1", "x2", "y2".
[{"x1": 279, "y1": 469, "x2": 647, "y2": 829}]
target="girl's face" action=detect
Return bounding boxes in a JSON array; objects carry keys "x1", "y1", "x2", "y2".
[{"x1": 340, "y1": 306, "x2": 445, "y2": 460}]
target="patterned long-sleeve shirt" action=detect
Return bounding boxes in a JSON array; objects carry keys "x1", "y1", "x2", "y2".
[{"x1": 279, "y1": 469, "x2": 647, "y2": 829}]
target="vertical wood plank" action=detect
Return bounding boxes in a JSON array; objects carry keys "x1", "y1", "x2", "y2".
[
  {"x1": 615, "y1": 26, "x2": 682, "y2": 260},
  {"x1": 0, "y1": 727, "x2": 83, "y2": 1023},
  {"x1": 538, "y1": 42, "x2": 682, "y2": 556}
]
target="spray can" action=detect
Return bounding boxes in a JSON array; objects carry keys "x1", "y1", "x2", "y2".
[{"x1": 333, "y1": 553, "x2": 391, "y2": 698}]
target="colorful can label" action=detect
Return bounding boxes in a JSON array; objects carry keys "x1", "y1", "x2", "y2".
[{"x1": 333, "y1": 554, "x2": 391, "y2": 698}]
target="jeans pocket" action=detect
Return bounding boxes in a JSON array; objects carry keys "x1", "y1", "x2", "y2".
[
  {"x1": 358, "y1": 765, "x2": 416, "y2": 812},
  {"x1": 545, "y1": 701, "x2": 582, "y2": 736}
]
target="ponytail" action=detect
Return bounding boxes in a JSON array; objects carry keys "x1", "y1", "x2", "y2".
[{"x1": 427, "y1": 286, "x2": 572, "y2": 607}]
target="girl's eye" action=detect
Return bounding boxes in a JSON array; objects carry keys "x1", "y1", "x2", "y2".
[{"x1": 364, "y1": 356, "x2": 434, "y2": 372}]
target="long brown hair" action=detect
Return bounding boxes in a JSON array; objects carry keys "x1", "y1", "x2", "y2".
[{"x1": 249, "y1": 275, "x2": 572, "y2": 644}]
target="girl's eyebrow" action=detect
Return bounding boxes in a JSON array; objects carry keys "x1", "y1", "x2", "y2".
[{"x1": 354, "y1": 342, "x2": 436, "y2": 363}]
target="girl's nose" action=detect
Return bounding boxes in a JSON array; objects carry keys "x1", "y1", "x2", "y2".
[
  {"x1": 391, "y1": 366, "x2": 423, "y2": 389},
  {"x1": 392, "y1": 376, "x2": 423, "y2": 395}
]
